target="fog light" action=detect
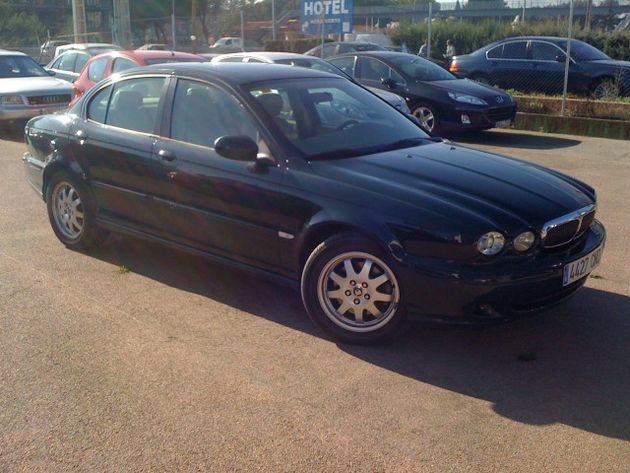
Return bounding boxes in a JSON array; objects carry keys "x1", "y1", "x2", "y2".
[
  {"x1": 513, "y1": 231, "x2": 536, "y2": 252},
  {"x1": 477, "y1": 231, "x2": 505, "y2": 256},
  {"x1": 461, "y1": 114, "x2": 471, "y2": 124}
]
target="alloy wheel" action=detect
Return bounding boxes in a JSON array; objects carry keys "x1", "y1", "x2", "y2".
[
  {"x1": 51, "y1": 181, "x2": 84, "y2": 239},
  {"x1": 316, "y1": 251, "x2": 400, "y2": 333},
  {"x1": 413, "y1": 106, "x2": 435, "y2": 132}
]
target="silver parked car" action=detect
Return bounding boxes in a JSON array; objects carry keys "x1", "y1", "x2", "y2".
[
  {"x1": 0, "y1": 51, "x2": 74, "y2": 122},
  {"x1": 45, "y1": 50, "x2": 91, "y2": 83},
  {"x1": 211, "y1": 52, "x2": 411, "y2": 113}
]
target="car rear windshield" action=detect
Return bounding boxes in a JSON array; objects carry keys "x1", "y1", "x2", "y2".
[
  {"x1": 0, "y1": 56, "x2": 48, "y2": 78},
  {"x1": 247, "y1": 78, "x2": 430, "y2": 160},
  {"x1": 560, "y1": 40, "x2": 609, "y2": 61},
  {"x1": 389, "y1": 56, "x2": 455, "y2": 82}
]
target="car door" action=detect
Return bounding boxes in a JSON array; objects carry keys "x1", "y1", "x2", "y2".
[
  {"x1": 150, "y1": 78, "x2": 286, "y2": 269},
  {"x1": 69, "y1": 76, "x2": 169, "y2": 230},
  {"x1": 529, "y1": 41, "x2": 566, "y2": 94},
  {"x1": 493, "y1": 40, "x2": 530, "y2": 91}
]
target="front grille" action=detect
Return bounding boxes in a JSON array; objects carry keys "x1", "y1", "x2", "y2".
[
  {"x1": 27, "y1": 94, "x2": 71, "y2": 106},
  {"x1": 486, "y1": 106, "x2": 514, "y2": 123},
  {"x1": 542, "y1": 206, "x2": 596, "y2": 248}
]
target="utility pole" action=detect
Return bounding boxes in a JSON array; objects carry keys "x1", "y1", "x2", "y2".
[
  {"x1": 585, "y1": 0, "x2": 593, "y2": 31},
  {"x1": 272, "y1": 0, "x2": 276, "y2": 40},
  {"x1": 172, "y1": 0, "x2": 177, "y2": 50},
  {"x1": 112, "y1": 0, "x2": 132, "y2": 47},
  {"x1": 71, "y1": 0, "x2": 87, "y2": 43}
]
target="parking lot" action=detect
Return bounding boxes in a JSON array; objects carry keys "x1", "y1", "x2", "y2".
[{"x1": 0, "y1": 127, "x2": 629, "y2": 472}]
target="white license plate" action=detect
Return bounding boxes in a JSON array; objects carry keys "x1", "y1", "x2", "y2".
[
  {"x1": 495, "y1": 119, "x2": 512, "y2": 128},
  {"x1": 563, "y1": 245, "x2": 604, "y2": 287}
]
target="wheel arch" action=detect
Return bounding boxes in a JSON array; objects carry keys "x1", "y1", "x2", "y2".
[{"x1": 42, "y1": 158, "x2": 87, "y2": 203}]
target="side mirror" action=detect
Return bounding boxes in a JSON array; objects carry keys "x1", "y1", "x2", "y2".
[
  {"x1": 47, "y1": 70, "x2": 56, "y2": 76},
  {"x1": 214, "y1": 135, "x2": 258, "y2": 161},
  {"x1": 381, "y1": 78, "x2": 396, "y2": 89}
]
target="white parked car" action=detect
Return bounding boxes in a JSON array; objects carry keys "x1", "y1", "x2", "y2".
[{"x1": 0, "y1": 50, "x2": 74, "y2": 122}]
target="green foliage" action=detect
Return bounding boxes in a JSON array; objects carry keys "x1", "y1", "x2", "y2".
[
  {"x1": 0, "y1": 2, "x2": 46, "y2": 46},
  {"x1": 390, "y1": 19, "x2": 630, "y2": 61}
]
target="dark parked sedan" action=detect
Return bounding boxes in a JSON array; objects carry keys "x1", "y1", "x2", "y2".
[
  {"x1": 450, "y1": 36, "x2": 630, "y2": 99},
  {"x1": 329, "y1": 51, "x2": 516, "y2": 134},
  {"x1": 23, "y1": 63, "x2": 605, "y2": 343},
  {"x1": 305, "y1": 41, "x2": 386, "y2": 59}
]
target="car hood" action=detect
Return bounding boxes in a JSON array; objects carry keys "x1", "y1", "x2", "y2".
[
  {"x1": 0, "y1": 76, "x2": 73, "y2": 95},
  {"x1": 586, "y1": 59, "x2": 630, "y2": 69},
  {"x1": 421, "y1": 79, "x2": 511, "y2": 101},
  {"x1": 308, "y1": 142, "x2": 594, "y2": 233},
  {"x1": 367, "y1": 86, "x2": 404, "y2": 106}
]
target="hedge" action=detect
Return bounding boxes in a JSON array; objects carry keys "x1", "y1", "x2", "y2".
[{"x1": 389, "y1": 20, "x2": 630, "y2": 61}]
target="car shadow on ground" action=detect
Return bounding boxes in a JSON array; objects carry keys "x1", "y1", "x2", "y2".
[
  {"x1": 0, "y1": 121, "x2": 27, "y2": 143},
  {"x1": 451, "y1": 129, "x2": 582, "y2": 150},
  {"x1": 84, "y1": 234, "x2": 630, "y2": 441}
]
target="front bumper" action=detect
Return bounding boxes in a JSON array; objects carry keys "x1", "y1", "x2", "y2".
[
  {"x1": 440, "y1": 104, "x2": 517, "y2": 133},
  {"x1": 398, "y1": 220, "x2": 606, "y2": 323},
  {"x1": 0, "y1": 104, "x2": 69, "y2": 121}
]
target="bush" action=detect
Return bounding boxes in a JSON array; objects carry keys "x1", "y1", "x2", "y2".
[{"x1": 390, "y1": 19, "x2": 630, "y2": 61}]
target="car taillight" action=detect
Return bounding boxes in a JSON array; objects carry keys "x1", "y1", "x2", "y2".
[{"x1": 449, "y1": 61, "x2": 458, "y2": 73}]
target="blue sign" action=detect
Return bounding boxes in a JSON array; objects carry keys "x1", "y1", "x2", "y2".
[{"x1": 300, "y1": 0, "x2": 353, "y2": 36}]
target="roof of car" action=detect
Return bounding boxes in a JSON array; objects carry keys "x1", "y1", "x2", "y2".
[
  {"x1": 59, "y1": 43, "x2": 120, "y2": 49},
  {"x1": 0, "y1": 49, "x2": 27, "y2": 57},
  {"x1": 215, "y1": 51, "x2": 313, "y2": 62},
  {"x1": 332, "y1": 50, "x2": 413, "y2": 59},
  {"x1": 113, "y1": 50, "x2": 202, "y2": 60},
  {"x1": 131, "y1": 62, "x2": 339, "y2": 84}
]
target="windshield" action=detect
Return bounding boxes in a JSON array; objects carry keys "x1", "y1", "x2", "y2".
[
  {"x1": 561, "y1": 40, "x2": 609, "y2": 61},
  {"x1": 390, "y1": 55, "x2": 455, "y2": 82},
  {"x1": 275, "y1": 58, "x2": 349, "y2": 79},
  {"x1": 0, "y1": 56, "x2": 49, "y2": 78},
  {"x1": 247, "y1": 78, "x2": 429, "y2": 160}
]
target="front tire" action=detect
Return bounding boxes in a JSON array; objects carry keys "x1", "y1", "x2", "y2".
[
  {"x1": 301, "y1": 233, "x2": 406, "y2": 344},
  {"x1": 46, "y1": 171, "x2": 104, "y2": 249},
  {"x1": 411, "y1": 104, "x2": 439, "y2": 134}
]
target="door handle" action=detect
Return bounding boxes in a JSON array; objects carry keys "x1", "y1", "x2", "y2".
[{"x1": 158, "y1": 149, "x2": 176, "y2": 162}]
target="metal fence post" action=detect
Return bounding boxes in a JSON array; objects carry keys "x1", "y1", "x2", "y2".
[
  {"x1": 427, "y1": 2, "x2": 432, "y2": 59},
  {"x1": 561, "y1": 0, "x2": 574, "y2": 117}
]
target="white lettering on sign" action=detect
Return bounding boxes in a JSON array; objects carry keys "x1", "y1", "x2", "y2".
[{"x1": 303, "y1": 0, "x2": 349, "y2": 16}]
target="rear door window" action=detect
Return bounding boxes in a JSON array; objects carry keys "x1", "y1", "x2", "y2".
[
  {"x1": 105, "y1": 77, "x2": 166, "y2": 134},
  {"x1": 502, "y1": 41, "x2": 528, "y2": 60},
  {"x1": 487, "y1": 45, "x2": 503, "y2": 59}
]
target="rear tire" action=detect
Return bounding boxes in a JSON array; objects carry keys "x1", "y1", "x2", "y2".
[
  {"x1": 46, "y1": 171, "x2": 104, "y2": 250},
  {"x1": 590, "y1": 77, "x2": 619, "y2": 100},
  {"x1": 301, "y1": 233, "x2": 406, "y2": 344}
]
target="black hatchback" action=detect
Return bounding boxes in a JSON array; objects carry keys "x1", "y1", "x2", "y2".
[
  {"x1": 329, "y1": 51, "x2": 516, "y2": 134},
  {"x1": 450, "y1": 36, "x2": 630, "y2": 99},
  {"x1": 23, "y1": 63, "x2": 604, "y2": 344}
]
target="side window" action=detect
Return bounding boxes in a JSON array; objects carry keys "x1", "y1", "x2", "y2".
[
  {"x1": 74, "y1": 53, "x2": 89, "y2": 72},
  {"x1": 321, "y1": 43, "x2": 335, "y2": 57},
  {"x1": 105, "y1": 77, "x2": 165, "y2": 133},
  {"x1": 329, "y1": 56, "x2": 355, "y2": 77},
  {"x1": 171, "y1": 79, "x2": 265, "y2": 150},
  {"x1": 502, "y1": 41, "x2": 528, "y2": 60},
  {"x1": 357, "y1": 57, "x2": 390, "y2": 81},
  {"x1": 112, "y1": 57, "x2": 138, "y2": 73},
  {"x1": 57, "y1": 53, "x2": 77, "y2": 71},
  {"x1": 245, "y1": 57, "x2": 265, "y2": 63},
  {"x1": 50, "y1": 57, "x2": 63, "y2": 69},
  {"x1": 87, "y1": 85, "x2": 112, "y2": 124},
  {"x1": 487, "y1": 45, "x2": 503, "y2": 59},
  {"x1": 532, "y1": 42, "x2": 561, "y2": 61},
  {"x1": 389, "y1": 67, "x2": 405, "y2": 84},
  {"x1": 88, "y1": 57, "x2": 109, "y2": 82},
  {"x1": 218, "y1": 56, "x2": 245, "y2": 62}
]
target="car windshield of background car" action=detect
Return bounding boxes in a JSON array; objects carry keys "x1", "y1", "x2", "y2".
[
  {"x1": 562, "y1": 40, "x2": 610, "y2": 61},
  {"x1": 391, "y1": 56, "x2": 455, "y2": 82}
]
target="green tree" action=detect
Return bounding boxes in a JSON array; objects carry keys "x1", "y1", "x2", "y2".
[{"x1": 0, "y1": 1, "x2": 46, "y2": 46}]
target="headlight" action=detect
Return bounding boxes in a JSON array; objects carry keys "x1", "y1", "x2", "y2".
[
  {"x1": 448, "y1": 92, "x2": 487, "y2": 106},
  {"x1": 513, "y1": 231, "x2": 536, "y2": 252},
  {"x1": 477, "y1": 231, "x2": 505, "y2": 256},
  {"x1": 0, "y1": 95, "x2": 24, "y2": 105}
]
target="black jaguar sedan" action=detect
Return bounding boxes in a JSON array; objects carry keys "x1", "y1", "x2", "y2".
[
  {"x1": 23, "y1": 63, "x2": 605, "y2": 343},
  {"x1": 328, "y1": 51, "x2": 516, "y2": 134}
]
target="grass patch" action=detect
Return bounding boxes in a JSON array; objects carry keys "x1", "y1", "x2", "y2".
[{"x1": 116, "y1": 265, "x2": 131, "y2": 275}]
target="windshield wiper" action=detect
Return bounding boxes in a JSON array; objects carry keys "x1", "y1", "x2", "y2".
[{"x1": 307, "y1": 137, "x2": 432, "y2": 161}]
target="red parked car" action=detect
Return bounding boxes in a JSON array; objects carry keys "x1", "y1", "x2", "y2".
[{"x1": 70, "y1": 50, "x2": 205, "y2": 104}]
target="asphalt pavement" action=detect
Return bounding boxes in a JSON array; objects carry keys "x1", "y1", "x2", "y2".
[{"x1": 0, "y1": 127, "x2": 629, "y2": 472}]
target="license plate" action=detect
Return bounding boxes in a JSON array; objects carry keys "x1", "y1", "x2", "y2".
[
  {"x1": 563, "y1": 245, "x2": 604, "y2": 287},
  {"x1": 495, "y1": 119, "x2": 512, "y2": 128}
]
